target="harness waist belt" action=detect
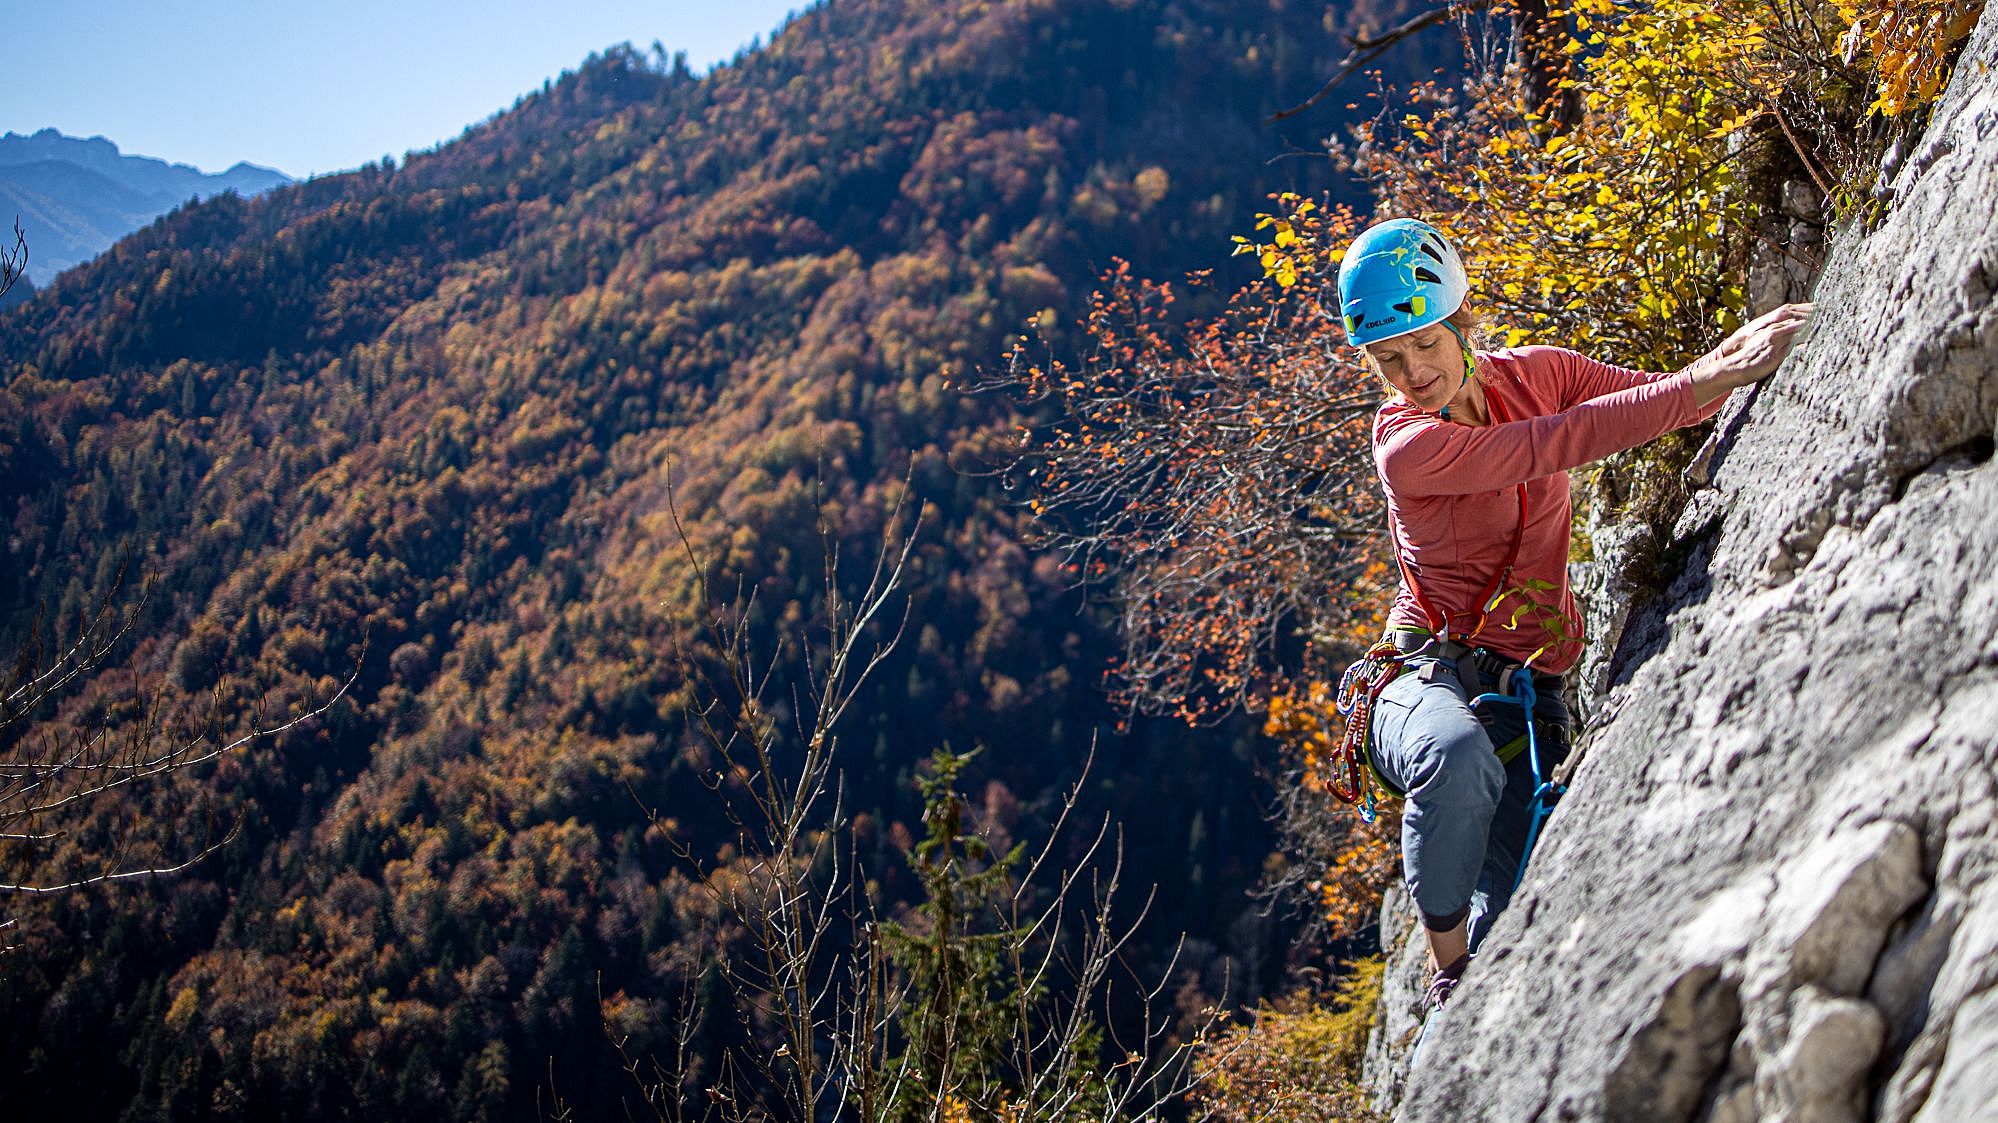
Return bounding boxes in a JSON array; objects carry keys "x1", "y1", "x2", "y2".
[
  {"x1": 1387, "y1": 629, "x2": 1474, "y2": 661},
  {"x1": 1384, "y1": 629, "x2": 1567, "y2": 697}
]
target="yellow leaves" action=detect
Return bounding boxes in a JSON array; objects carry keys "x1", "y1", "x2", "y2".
[
  {"x1": 1347, "y1": 0, "x2": 1798, "y2": 370},
  {"x1": 1240, "y1": 196, "x2": 1333, "y2": 289},
  {"x1": 1254, "y1": 247, "x2": 1302, "y2": 287},
  {"x1": 1223, "y1": 0, "x2": 1946, "y2": 445},
  {"x1": 1837, "y1": 0, "x2": 1983, "y2": 116},
  {"x1": 165, "y1": 986, "x2": 201, "y2": 1032},
  {"x1": 1703, "y1": 107, "x2": 1760, "y2": 140},
  {"x1": 1188, "y1": 962, "x2": 1386, "y2": 1119}
]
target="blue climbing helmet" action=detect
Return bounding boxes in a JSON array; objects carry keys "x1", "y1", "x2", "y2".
[{"x1": 1336, "y1": 218, "x2": 1470, "y2": 347}]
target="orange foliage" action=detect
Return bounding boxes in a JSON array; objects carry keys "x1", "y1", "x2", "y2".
[
  {"x1": 1262, "y1": 683, "x2": 1399, "y2": 940},
  {"x1": 1004, "y1": 221, "x2": 1393, "y2": 723}
]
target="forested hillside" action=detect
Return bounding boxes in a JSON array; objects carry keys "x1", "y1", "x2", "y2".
[{"x1": 0, "y1": 1, "x2": 1435, "y2": 1118}]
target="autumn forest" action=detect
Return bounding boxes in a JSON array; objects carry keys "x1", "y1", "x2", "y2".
[{"x1": 0, "y1": 1, "x2": 1451, "y2": 1119}]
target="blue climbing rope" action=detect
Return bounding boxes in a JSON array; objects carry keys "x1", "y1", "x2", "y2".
[{"x1": 1469, "y1": 668, "x2": 1566, "y2": 895}]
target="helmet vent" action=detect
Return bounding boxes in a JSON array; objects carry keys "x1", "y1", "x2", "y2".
[
  {"x1": 1419, "y1": 241, "x2": 1446, "y2": 264},
  {"x1": 1414, "y1": 266, "x2": 1442, "y2": 284}
]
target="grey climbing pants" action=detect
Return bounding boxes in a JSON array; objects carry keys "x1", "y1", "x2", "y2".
[{"x1": 1367, "y1": 653, "x2": 1573, "y2": 951}]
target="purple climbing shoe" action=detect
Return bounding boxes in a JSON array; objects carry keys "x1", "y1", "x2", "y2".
[
  {"x1": 1425, "y1": 952, "x2": 1470, "y2": 1010},
  {"x1": 1409, "y1": 952, "x2": 1473, "y2": 1065}
]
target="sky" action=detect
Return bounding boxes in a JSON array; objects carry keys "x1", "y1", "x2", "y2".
[{"x1": 10, "y1": 1, "x2": 807, "y2": 180}]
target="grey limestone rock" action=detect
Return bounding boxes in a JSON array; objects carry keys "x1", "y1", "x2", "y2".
[{"x1": 1366, "y1": 7, "x2": 1998, "y2": 1121}]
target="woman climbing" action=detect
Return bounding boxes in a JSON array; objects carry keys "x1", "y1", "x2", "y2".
[{"x1": 1333, "y1": 218, "x2": 1813, "y2": 1010}]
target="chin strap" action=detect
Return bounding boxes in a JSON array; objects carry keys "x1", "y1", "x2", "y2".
[{"x1": 1436, "y1": 321, "x2": 1477, "y2": 421}]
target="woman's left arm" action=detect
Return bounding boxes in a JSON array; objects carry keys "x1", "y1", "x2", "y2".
[{"x1": 1552, "y1": 303, "x2": 1815, "y2": 417}]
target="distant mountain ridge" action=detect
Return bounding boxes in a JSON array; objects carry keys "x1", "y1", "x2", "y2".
[{"x1": 0, "y1": 128, "x2": 290, "y2": 283}]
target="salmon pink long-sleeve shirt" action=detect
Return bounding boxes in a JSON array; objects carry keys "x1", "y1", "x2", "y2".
[{"x1": 1371, "y1": 345, "x2": 1728, "y2": 673}]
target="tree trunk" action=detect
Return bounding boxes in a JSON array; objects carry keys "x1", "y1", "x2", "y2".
[{"x1": 1514, "y1": 0, "x2": 1582, "y2": 131}]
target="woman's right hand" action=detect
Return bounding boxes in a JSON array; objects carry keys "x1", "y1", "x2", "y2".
[{"x1": 1688, "y1": 302, "x2": 1815, "y2": 407}]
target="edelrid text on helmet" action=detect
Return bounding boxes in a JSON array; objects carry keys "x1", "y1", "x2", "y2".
[{"x1": 1336, "y1": 218, "x2": 1470, "y2": 348}]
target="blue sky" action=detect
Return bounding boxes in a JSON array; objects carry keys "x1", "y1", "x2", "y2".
[{"x1": 12, "y1": 1, "x2": 806, "y2": 179}]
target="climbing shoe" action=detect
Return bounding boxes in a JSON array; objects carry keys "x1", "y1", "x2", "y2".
[
  {"x1": 1425, "y1": 952, "x2": 1470, "y2": 1010},
  {"x1": 1409, "y1": 952, "x2": 1472, "y2": 1066}
]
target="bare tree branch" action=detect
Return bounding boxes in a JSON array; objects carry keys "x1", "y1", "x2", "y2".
[
  {"x1": 1, "y1": 557, "x2": 366, "y2": 939},
  {"x1": 1272, "y1": 1, "x2": 1583, "y2": 133},
  {"x1": 0, "y1": 218, "x2": 25, "y2": 301},
  {"x1": 622, "y1": 458, "x2": 1235, "y2": 1118},
  {"x1": 1271, "y1": 2, "x2": 1492, "y2": 122},
  {"x1": 981, "y1": 260, "x2": 1390, "y2": 721}
]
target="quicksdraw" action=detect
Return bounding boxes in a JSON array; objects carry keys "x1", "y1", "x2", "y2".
[{"x1": 1327, "y1": 639, "x2": 1415, "y2": 824}]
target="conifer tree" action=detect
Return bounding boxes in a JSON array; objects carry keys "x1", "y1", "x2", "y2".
[{"x1": 874, "y1": 748, "x2": 1109, "y2": 1121}]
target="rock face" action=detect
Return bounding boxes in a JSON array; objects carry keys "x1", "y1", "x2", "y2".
[{"x1": 1368, "y1": 8, "x2": 1998, "y2": 1121}]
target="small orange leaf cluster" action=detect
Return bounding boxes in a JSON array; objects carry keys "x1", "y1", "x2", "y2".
[
  {"x1": 1262, "y1": 682, "x2": 1338, "y2": 782},
  {"x1": 1837, "y1": 0, "x2": 1984, "y2": 117},
  {"x1": 1264, "y1": 680, "x2": 1400, "y2": 938}
]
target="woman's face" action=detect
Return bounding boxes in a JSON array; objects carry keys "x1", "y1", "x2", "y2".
[{"x1": 1366, "y1": 322, "x2": 1464, "y2": 413}]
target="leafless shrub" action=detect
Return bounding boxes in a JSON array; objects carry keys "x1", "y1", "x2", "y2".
[
  {"x1": 0, "y1": 218, "x2": 25, "y2": 301},
  {"x1": 613, "y1": 465, "x2": 1242, "y2": 1120}
]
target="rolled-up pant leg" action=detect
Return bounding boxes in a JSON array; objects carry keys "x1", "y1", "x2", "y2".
[{"x1": 1367, "y1": 659, "x2": 1506, "y2": 931}]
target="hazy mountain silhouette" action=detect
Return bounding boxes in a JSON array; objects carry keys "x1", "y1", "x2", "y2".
[{"x1": 0, "y1": 128, "x2": 290, "y2": 283}]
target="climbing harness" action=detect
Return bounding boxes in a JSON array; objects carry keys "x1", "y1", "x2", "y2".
[
  {"x1": 1468, "y1": 665, "x2": 1567, "y2": 894},
  {"x1": 1326, "y1": 373, "x2": 1541, "y2": 823},
  {"x1": 1327, "y1": 502, "x2": 1526, "y2": 823}
]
